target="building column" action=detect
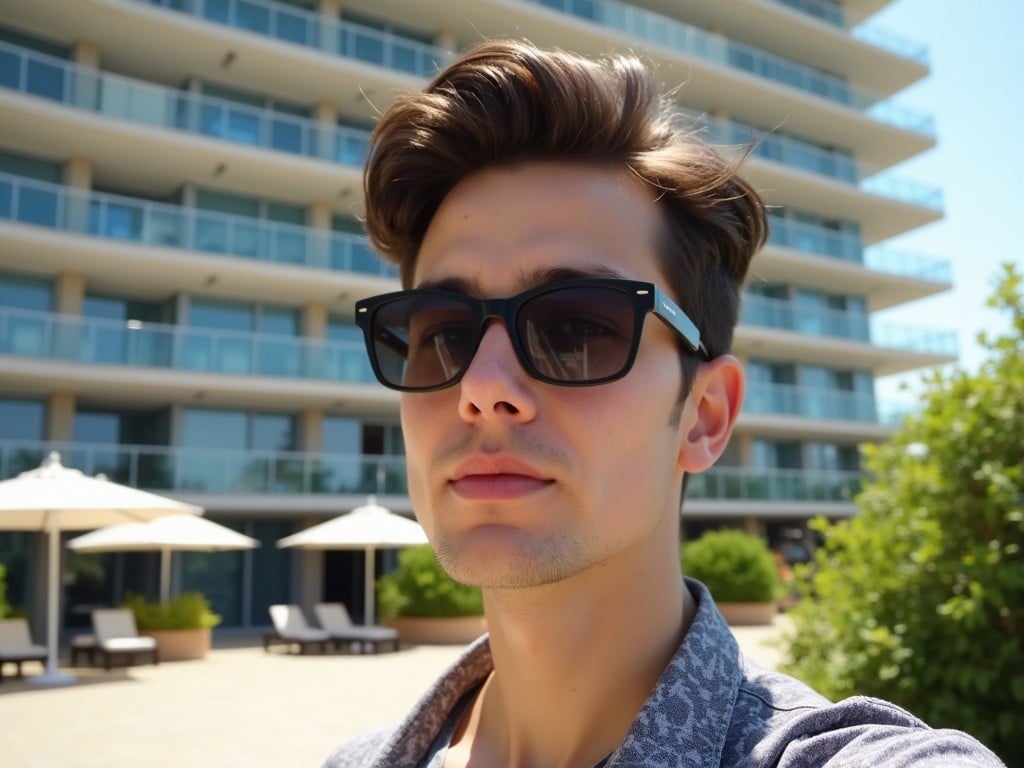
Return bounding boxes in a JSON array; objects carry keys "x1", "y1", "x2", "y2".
[
  {"x1": 317, "y1": 0, "x2": 342, "y2": 53},
  {"x1": 70, "y1": 39, "x2": 100, "y2": 110},
  {"x1": 434, "y1": 28, "x2": 457, "y2": 55},
  {"x1": 312, "y1": 99, "x2": 338, "y2": 162},
  {"x1": 308, "y1": 200, "x2": 333, "y2": 269},
  {"x1": 62, "y1": 157, "x2": 92, "y2": 235},
  {"x1": 300, "y1": 407, "x2": 325, "y2": 454},
  {"x1": 46, "y1": 392, "x2": 76, "y2": 444},
  {"x1": 53, "y1": 270, "x2": 85, "y2": 362}
]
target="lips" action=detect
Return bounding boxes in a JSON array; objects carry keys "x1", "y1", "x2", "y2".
[{"x1": 449, "y1": 456, "x2": 554, "y2": 500}]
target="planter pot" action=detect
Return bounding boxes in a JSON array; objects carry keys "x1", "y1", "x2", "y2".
[
  {"x1": 717, "y1": 602, "x2": 777, "y2": 627},
  {"x1": 140, "y1": 628, "x2": 212, "y2": 661},
  {"x1": 381, "y1": 616, "x2": 487, "y2": 645}
]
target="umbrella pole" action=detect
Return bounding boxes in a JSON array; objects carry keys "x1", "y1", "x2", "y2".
[
  {"x1": 364, "y1": 546, "x2": 375, "y2": 626},
  {"x1": 30, "y1": 523, "x2": 75, "y2": 686},
  {"x1": 160, "y1": 548, "x2": 172, "y2": 605}
]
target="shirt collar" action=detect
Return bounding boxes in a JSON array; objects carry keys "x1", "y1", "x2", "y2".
[{"x1": 374, "y1": 578, "x2": 742, "y2": 767}]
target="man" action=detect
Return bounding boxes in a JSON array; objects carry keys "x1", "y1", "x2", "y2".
[{"x1": 325, "y1": 40, "x2": 1004, "y2": 768}]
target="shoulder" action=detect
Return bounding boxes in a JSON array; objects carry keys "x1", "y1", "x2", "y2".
[
  {"x1": 727, "y1": 663, "x2": 1005, "y2": 767},
  {"x1": 321, "y1": 725, "x2": 398, "y2": 768}
]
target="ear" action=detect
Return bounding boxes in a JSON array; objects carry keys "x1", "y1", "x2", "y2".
[{"x1": 677, "y1": 354, "x2": 744, "y2": 473}]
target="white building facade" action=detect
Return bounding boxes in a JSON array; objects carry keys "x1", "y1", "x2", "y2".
[{"x1": 0, "y1": 0, "x2": 954, "y2": 630}]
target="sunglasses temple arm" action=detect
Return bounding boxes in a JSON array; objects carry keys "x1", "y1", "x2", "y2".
[{"x1": 652, "y1": 287, "x2": 709, "y2": 359}]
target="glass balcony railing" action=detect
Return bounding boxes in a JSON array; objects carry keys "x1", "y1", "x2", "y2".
[
  {"x1": 765, "y1": 215, "x2": 952, "y2": 283},
  {"x1": 0, "y1": 172, "x2": 396, "y2": 279},
  {"x1": 741, "y1": 294, "x2": 958, "y2": 357},
  {"x1": 0, "y1": 439, "x2": 862, "y2": 503},
  {"x1": 687, "y1": 466, "x2": 862, "y2": 502},
  {"x1": 525, "y1": 0, "x2": 934, "y2": 136},
  {"x1": 0, "y1": 440, "x2": 409, "y2": 496},
  {"x1": 770, "y1": 0, "x2": 930, "y2": 65},
  {"x1": 853, "y1": 25, "x2": 929, "y2": 66},
  {"x1": 139, "y1": 0, "x2": 449, "y2": 77},
  {"x1": 744, "y1": 382, "x2": 878, "y2": 422},
  {"x1": 863, "y1": 245, "x2": 952, "y2": 284},
  {"x1": 0, "y1": 41, "x2": 371, "y2": 167},
  {"x1": 769, "y1": 0, "x2": 845, "y2": 26},
  {"x1": 742, "y1": 294, "x2": 871, "y2": 340},
  {"x1": 0, "y1": 306, "x2": 377, "y2": 383},
  {"x1": 696, "y1": 113, "x2": 942, "y2": 210}
]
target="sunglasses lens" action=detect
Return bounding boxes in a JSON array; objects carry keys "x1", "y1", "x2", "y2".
[
  {"x1": 517, "y1": 286, "x2": 637, "y2": 383},
  {"x1": 371, "y1": 296, "x2": 475, "y2": 389}
]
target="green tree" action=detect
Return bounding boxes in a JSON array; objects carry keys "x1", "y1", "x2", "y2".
[{"x1": 781, "y1": 263, "x2": 1023, "y2": 765}]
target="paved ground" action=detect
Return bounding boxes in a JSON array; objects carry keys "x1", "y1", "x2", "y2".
[{"x1": 1, "y1": 621, "x2": 787, "y2": 768}]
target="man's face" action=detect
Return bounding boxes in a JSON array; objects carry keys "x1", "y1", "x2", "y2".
[{"x1": 402, "y1": 163, "x2": 693, "y2": 590}]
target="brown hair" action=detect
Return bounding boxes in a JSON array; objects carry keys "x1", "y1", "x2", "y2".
[{"x1": 364, "y1": 39, "x2": 767, "y2": 395}]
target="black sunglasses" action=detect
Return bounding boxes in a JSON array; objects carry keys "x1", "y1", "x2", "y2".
[{"x1": 355, "y1": 278, "x2": 710, "y2": 392}]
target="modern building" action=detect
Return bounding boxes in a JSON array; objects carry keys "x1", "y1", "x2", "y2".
[{"x1": 0, "y1": 0, "x2": 955, "y2": 633}]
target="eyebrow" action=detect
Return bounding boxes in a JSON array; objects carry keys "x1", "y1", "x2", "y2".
[{"x1": 415, "y1": 265, "x2": 628, "y2": 295}]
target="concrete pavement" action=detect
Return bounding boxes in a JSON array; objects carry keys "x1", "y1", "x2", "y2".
[{"x1": 0, "y1": 621, "x2": 786, "y2": 768}]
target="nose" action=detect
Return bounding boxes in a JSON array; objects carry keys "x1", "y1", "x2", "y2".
[{"x1": 457, "y1": 321, "x2": 538, "y2": 423}]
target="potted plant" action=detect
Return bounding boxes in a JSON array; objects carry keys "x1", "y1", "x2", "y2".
[
  {"x1": 681, "y1": 529, "x2": 782, "y2": 625},
  {"x1": 376, "y1": 544, "x2": 486, "y2": 644},
  {"x1": 123, "y1": 591, "x2": 222, "y2": 661}
]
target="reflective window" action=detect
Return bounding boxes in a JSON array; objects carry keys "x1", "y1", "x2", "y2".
[
  {"x1": 251, "y1": 413, "x2": 294, "y2": 451},
  {"x1": 0, "y1": 397, "x2": 45, "y2": 439},
  {"x1": 0, "y1": 272, "x2": 52, "y2": 310},
  {"x1": 180, "y1": 409, "x2": 297, "y2": 492},
  {"x1": 73, "y1": 411, "x2": 120, "y2": 444},
  {"x1": 322, "y1": 415, "x2": 360, "y2": 453},
  {"x1": 189, "y1": 298, "x2": 252, "y2": 331}
]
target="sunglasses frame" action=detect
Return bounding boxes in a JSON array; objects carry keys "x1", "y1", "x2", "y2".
[{"x1": 354, "y1": 277, "x2": 710, "y2": 392}]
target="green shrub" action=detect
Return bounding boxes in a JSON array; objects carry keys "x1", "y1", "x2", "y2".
[
  {"x1": 377, "y1": 544, "x2": 484, "y2": 618},
  {"x1": 682, "y1": 529, "x2": 781, "y2": 603},
  {"x1": 782, "y1": 264, "x2": 1024, "y2": 766},
  {"x1": 123, "y1": 591, "x2": 222, "y2": 630}
]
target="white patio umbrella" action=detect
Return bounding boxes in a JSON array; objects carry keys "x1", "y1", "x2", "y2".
[
  {"x1": 0, "y1": 451, "x2": 202, "y2": 686},
  {"x1": 67, "y1": 514, "x2": 259, "y2": 604},
  {"x1": 276, "y1": 496, "x2": 427, "y2": 625}
]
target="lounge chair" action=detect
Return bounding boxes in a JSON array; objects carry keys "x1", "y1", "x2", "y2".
[
  {"x1": 314, "y1": 602, "x2": 400, "y2": 654},
  {"x1": 91, "y1": 609, "x2": 159, "y2": 670},
  {"x1": 0, "y1": 618, "x2": 47, "y2": 683},
  {"x1": 264, "y1": 604, "x2": 331, "y2": 655}
]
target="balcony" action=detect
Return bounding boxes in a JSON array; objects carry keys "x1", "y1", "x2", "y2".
[
  {"x1": 769, "y1": 0, "x2": 845, "y2": 26},
  {"x1": 740, "y1": 294, "x2": 958, "y2": 357},
  {"x1": 0, "y1": 172, "x2": 395, "y2": 278},
  {"x1": 766, "y1": 215, "x2": 952, "y2": 283},
  {"x1": 138, "y1": 0, "x2": 449, "y2": 78},
  {"x1": 0, "y1": 440, "x2": 409, "y2": 497},
  {"x1": 525, "y1": 0, "x2": 933, "y2": 135},
  {"x1": 0, "y1": 306, "x2": 376, "y2": 383},
  {"x1": 687, "y1": 465, "x2": 861, "y2": 503},
  {"x1": 0, "y1": 439, "x2": 862, "y2": 503},
  {"x1": 0, "y1": 41, "x2": 372, "y2": 167},
  {"x1": 699, "y1": 112, "x2": 942, "y2": 210},
  {"x1": 770, "y1": 0, "x2": 930, "y2": 68},
  {"x1": 744, "y1": 382, "x2": 878, "y2": 422}
]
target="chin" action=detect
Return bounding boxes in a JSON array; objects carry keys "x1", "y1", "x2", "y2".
[{"x1": 435, "y1": 527, "x2": 586, "y2": 589}]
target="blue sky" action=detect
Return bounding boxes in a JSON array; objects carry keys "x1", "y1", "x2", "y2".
[{"x1": 869, "y1": 0, "x2": 1024, "y2": 396}]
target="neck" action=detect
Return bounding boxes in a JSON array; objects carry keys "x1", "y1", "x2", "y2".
[{"x1": 451, "y1": 545, "x2": 694, "y2": 768}]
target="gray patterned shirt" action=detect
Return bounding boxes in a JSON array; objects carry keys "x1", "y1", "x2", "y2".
[{"x1": 323, "y1": 579, "x2": 1005, "y2": 767}]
